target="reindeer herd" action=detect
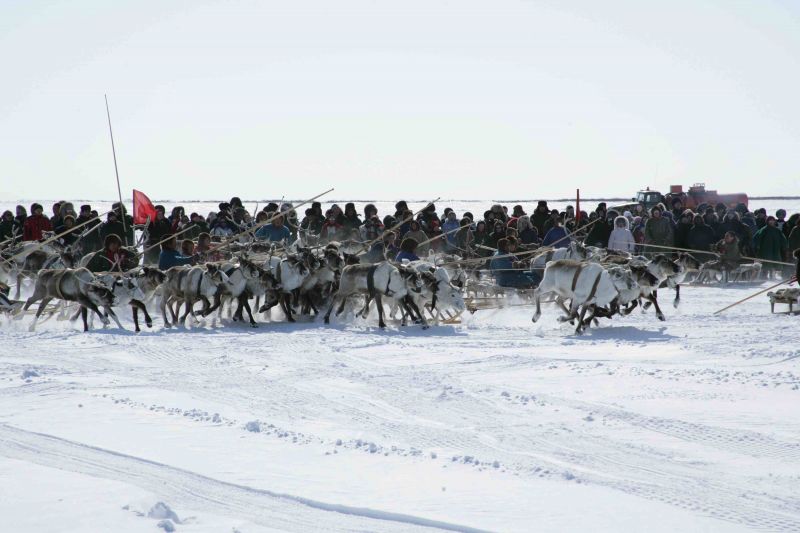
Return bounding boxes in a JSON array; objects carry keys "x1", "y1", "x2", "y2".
[{"x1": 0, "y1": 236, "x2": 729, "y2": 335}]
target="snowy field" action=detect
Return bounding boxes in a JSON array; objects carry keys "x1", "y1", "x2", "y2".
[{"x1": 2, "y1": 281, "x2": 800, "y2": 532}]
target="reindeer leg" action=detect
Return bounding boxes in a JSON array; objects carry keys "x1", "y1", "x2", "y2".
[
  {"x1": 29, "y1": 297, "x2": 53, "y2": 332},
  {"x1": 358, "y1": 296, "x2": 371, "y2": 319},
  {"x1": 375, "y1": 294, "x2": 386, "y2": 328},
  {"x1": 282, "y1": 293, "x2": 295, "y2": 322},
  {"x1": 242, "y1": 298, "x2": 257, "y2": 327},
  {"x1": 132, "y1": 305, "x2": 141, "y2": 332},
  {"x1": 80, "y1": 306, "x2": 89, "y2": 332},
  {"x1": 647, "y1": 293, "x2": 666, "y2": 321},
  {"x1": 408, "y1": 299, "x2": 428, "y2": 329},
  {"x1": 136, "y1": 300, "x2": 153, "y2": 328},
  {"x1": 673, "y1": 285, "x2": 680, "y2": 308},
  {"x1": 622, "y1": 300, "x2": 638, "y2": 315},
  {"x1": 161, "y1": 295, "x2": 172, "y2": 328},
  {"x1": 180, "y1": 300, "x2": 192, "y2": 325},
  {"x1": 575, "y1": 305, "x2": 590, "y2": 334},
  {"x1": 339, "y1": 295, "x2": 352, "y2": 317},
  {"x1": 532, "y1": 290, "x2": 542, "y2": 323},
  {"x1": 324, "y1": 294, "x2": 339, "y2": 324},
  {"x1": 105, "y1": 307, "x2": 124, "y2": 329}
]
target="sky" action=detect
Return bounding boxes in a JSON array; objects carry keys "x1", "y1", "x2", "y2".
[{"x1": 1, "y1": 0, "x2": 799, "y2": 202}]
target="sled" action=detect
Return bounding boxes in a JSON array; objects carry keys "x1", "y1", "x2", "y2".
[{"x1": 768, "y1": 289, "x2": 800, "y2": 315}]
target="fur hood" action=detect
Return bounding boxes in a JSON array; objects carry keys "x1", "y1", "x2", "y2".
[{"x1": 614, "y1": 216, "x2": 630, "y2": 230}]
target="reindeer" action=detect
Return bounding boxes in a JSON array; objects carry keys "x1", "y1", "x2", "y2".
[
  {"x1": 389, "y1": 261, "x2": 465, "y2": 325},
  {"x1": 21, "y1": 268, "x2": 118, "y2": 332},
  {"x1": 7, "y1": 247, "x2": 76, "y2": 299},
  {"x1": 216, "y1": 257, "x2": 280, "y2": 327},
  {"x1": 265, "y1": 247, "x2": 320, "y2": 322},
  {"x1": 160, "y1": 264, "x2": 231, "y2": 327},
  {"x1": 531, "y1": 260, "x2": 620, "y2": 334},
  {"x1": 324, "y1": 261, "x2": 422, "y2": 328},
  {"x1": 298, "y1": 245, "x2": 345, "y2": 317},
  {"x1": 661, "y1": 252, "x2": 702, "y2": 307}
]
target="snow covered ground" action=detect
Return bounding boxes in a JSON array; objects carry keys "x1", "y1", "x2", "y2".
[{"x1": 2, "y1": 282, "x2": 800, "y2": 532}]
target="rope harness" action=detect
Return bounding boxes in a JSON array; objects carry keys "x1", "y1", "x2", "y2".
[
  {"x1": 571, "y1": 264, "x2": 603, "y2": 303},
  {"x1": 52, "y1": 270, "x2": 68, "y2": 300}
]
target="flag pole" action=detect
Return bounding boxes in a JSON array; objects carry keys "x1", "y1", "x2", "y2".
[{"x1": 105, "y1": 94, "x2": 128, "y2": 246}]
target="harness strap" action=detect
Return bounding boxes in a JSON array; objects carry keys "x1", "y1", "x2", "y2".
[
  {"x1": 53, "y1": 270, "x2": 68, "y2": 300},
  {"x1": 571, "y1": 264, "x2": 584, "y2": 292},
  {"x1": 177, "y1": 269, "x2": 188, "y2": 295},
  {"x1": 587, "y1": 272, "x2": 603, "y2": 302}
]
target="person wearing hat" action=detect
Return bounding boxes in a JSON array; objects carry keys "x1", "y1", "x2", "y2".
[
  {"x1": 145, "y1": 205, "x2": 174, "y2": 265},
  {"x1": 670, "y1": 197, "x2": 684, "y2": 221},
  {"x1": 395, "y1": 237, "x2": 421, "y2": 263},
  {"x1": 183, "y1": 212, "x2": 209, "y2": 240},
  {"x1": 394, "y1": 200, "x2": 409, "y2": 220},
  {"x1": 99, "y1": 210, "x2": 127, "y2": 247},
  {"x1": 23, "y1": 203, "x2": 52, "y2": 241},
  {"x1": 255, "y1": 214, "x2": 291, "y2": 243},
  {"x1": 359, "y1": 214, "x2": 384, "y2": 242},
  {"x1": 110, "y1": 202, "x2": 135, "y2": 245},
  {"x1": 753, "y1": 216, "x2": 788, "y2": 278},
  {"x1": 158, "y1": 235, "x2": 196, "y2": 271},
  {"x1": 0, "y1": 210, "x2": 18, "y2": 244},
  {"x1": 85, "y1": 233, "x2": 138, "y2": 272},
  {"x1": 531, "y1": 201, "x2": 550, "y2": 237},
  {"x1": 74, "y1": 204, "x2": 102, "y2": 253},
  {"x1": 542, "y1": 212, "x2": 569, "y2": 249},
  {"x1": 490, "y1": 237, "x2": 540, "y2": 288},
  {"x1": 643, "y1": 205, "x2": 674, "y2": 256}
]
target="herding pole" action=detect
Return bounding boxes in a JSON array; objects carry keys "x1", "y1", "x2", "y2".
[
  {"x1": 713, "y1": 277, "x2": 795, "y2": 315},
  {"x1": 105, "y1": 94, "x2": 129, "y2": 246}
]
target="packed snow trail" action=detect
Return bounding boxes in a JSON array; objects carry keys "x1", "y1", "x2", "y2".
[{"x1": 0, "y1": 424, "x2": 488, "y2": 533}]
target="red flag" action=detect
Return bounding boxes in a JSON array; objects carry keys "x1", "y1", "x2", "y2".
[{"x1": 132, "y1": 189, "x2": 157, "y2": 225}]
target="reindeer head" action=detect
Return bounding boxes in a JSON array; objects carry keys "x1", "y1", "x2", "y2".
[
  {"x1": 113, "y1": 276, "x2": 146, "y2": 303},
  {"x1": 674, "y1": 252, "x2": 701, "y2": 272},
  {"x1": 239, "y1": 257, "x2": 262, "y2": 280},
  {"x1": 86, "y1": 283, "x2": 116, "y2": 307}
]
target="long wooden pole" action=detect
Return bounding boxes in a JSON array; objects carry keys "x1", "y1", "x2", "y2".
[
  {"x1": 209, "y1": 188, "x2": 335, "y2": 254},
  {"x1": 358, "y1": 197, "x2": 441, "y2": 253},
  {"x1": 713, "y1": 277, "x2": 794, "y2": 315},
  {"x1": 0, "y1": 210, "x2": 113, "y2": 266},
  {"x1": 437, "y1": 217, "x2": 600, "y2": 267},
  {"x1": 105, "y1": 95, "x2": 129, "y2": 246},
  {"x1": 138, "y1": 224, "x2": 197, "y2": 257}
]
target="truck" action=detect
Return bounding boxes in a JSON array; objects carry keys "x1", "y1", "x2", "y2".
[{"x1": 615, "y1": 184, "x2": 749, "y2": 213}]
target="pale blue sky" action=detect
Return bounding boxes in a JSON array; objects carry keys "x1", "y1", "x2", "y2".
[{"x1": 1, "y1": 0, "x2": 799, "y2": 201}]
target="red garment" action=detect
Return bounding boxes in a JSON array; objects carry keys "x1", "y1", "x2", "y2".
[{"x1": 23, "y1": 214, "x2": 52, "y2": 241}]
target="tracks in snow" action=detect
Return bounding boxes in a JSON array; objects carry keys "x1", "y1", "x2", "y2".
[{"x1": 0, "y1": 423, "x2": 488, "y2": 533}]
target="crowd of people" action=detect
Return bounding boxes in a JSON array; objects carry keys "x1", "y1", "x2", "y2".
[{"x1": 2, "y1": 196, "x2": 799, "y2": 284}]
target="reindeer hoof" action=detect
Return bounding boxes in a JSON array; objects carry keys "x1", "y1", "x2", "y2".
[
  {"x1": 673, "y1": 300, "x2": 680, "y2": 309},
  {"x1": 146, "y1": 321, "x2": 153, "y2": 328},
  {"x1": 324, "y1": 317, "x2": 330, "y2": 324},
  {"x1": 250, "y1": 323, "x2": 258, "y2": 328},
  {"x1": 135, "y1": 327, "x2": 141, "y2": 333},
  {"x1": 379, "y1": 322, "x2": 387, "y2": 329},
  {"x1": 657, "y1": 313, "x2": 666, "y2": 321}
]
